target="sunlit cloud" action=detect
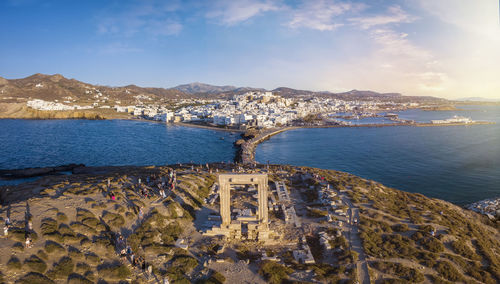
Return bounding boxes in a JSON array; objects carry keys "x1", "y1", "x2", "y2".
[
  {"x1": 349, "y1": 5, "x2": 415, "y2": 29},
  {"x1": 287, "y1": 0, "x2": 365, "y2": 31},
  {"x1": 2, "y1": 0, "x2": 500, "y2": 99},
  {"x1": 416, "y1": 72, "x2": 450, "y2": 92}
]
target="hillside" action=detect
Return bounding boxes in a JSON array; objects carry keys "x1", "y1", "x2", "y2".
[
  {"x1": 0, "y1": 74, "x2": 191, "y2": 106},
  {"x1": 0, "y1": 74, "x2": 447, "y2": 108},
  {"x1": 172, "y1": 82, "x2": 238, "y2": 94},
  {"x1": 0, "y1": 164, "x2": 497, "y2": 283}
]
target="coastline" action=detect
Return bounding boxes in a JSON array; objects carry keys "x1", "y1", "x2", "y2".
[{"x1": 172, "y1": 121, "x2": 245, "y2": 133}]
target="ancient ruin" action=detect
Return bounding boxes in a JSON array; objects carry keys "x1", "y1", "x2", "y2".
[{"x1": 204, "y1": 173, "x2": 273, "y2": 241}]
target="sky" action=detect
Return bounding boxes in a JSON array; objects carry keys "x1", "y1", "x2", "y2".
[{"x1": 1, "y1": 0, "x2": 499, "y2": 99}]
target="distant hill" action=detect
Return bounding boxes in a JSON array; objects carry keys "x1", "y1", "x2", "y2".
[
  {"x1": 0, "y1": 73, "x2": 191, "y2": 104},
  {"x1": 172, "y1": 82, "x2": 238, "y2": 94},
  {"x1": 0, "y1": 73, "x2": 446, "y2": 104},
  {"x1": 457, "y1": 97, "x2": 500, "y2": 102}
]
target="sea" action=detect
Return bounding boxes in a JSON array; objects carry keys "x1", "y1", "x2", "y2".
[
  {"x1": 256, "y1": 105, "x2": 500, "y2": 205},
  {"x1": 1, "y1": 105, "x2": 499, "y2": 205},
  {"x1": 0, "y1": 119, "x2": 237, "y2": 186}
]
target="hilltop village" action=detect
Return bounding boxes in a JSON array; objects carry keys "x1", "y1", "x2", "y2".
[
  {"x1": 26, "y1": 91, "x2": 419, "y2": 128},
  {"x1": 0, "y1": 163, "x2": 498, "y2": 284}
]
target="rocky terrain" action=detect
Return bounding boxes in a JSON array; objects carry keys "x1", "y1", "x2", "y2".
[{"x1": 0, "y1": 164, "x2": 498, "y2": 283}]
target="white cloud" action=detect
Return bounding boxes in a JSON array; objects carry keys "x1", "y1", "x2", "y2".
[
  {"x1": 370, "y1": 28, "x2": 430, "y2": 60},
  {"x1": 206, "y1": 0, "x2": 281, "y2": 26},
  {"x1": 287, "y1": 0, "x2": 364, "y2": 31},
  {"x1": 416, "y1": 72, "x2": 450, "y2": 91},
  {"x1": 349, "y1": 5, "x2": 415, "y2": 29}
]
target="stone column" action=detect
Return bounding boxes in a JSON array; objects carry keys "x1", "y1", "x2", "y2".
[
  {"x1": 258, "y1": 180, "x2": 268, "y2": 225},
  {"x1": 220, "y1": 182, "x2": 231, "y2": 226}
]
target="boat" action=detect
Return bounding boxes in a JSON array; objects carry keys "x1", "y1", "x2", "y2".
[{"x1": 430, "y1": 115, "x2": 473, "y2": 124}]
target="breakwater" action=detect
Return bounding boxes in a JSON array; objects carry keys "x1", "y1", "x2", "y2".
[{"x1": 235, "y1": 127, "x2": 297, "y2": 164}]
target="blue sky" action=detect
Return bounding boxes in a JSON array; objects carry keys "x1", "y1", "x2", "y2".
[{"x1": 1, "y1": 0, "x2": 499, "y2": 99}]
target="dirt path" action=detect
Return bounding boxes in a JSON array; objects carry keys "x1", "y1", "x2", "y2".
[{"x1": 341, "y1": 193, "x2": 371, "y2": 284}]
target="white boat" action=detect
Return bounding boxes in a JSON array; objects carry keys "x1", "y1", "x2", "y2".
[{"x1": 431, "y1": 115, "x2": 473, "y2": 124}]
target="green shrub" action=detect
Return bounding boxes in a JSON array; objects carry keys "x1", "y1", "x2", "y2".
[
  {"x1": 75, "y1": 262, "x2": 91, "y2": 273},
  {"x1": 198, "y1": 270, "x2": 226, "y2": 284},
  {"x1": 68, "y1": 246, "x2": 84, "y2": 259},
  {"x1": 308, "y1": 263, "x2": 344, "y2": 282},
  {"x1": 24, "y1": 255, "x2": 47, "y2": 273},
  {"x1": 12, "y1": 242, "x2": 24, "y2": 252},
  {"x1": 360, "y1": 229, "x2": 416, "y2": 258},
  {"x1": 114, "y1": 204, "x2": 126, "y2": 213},
  {"x1": 67, "y1": 273, "x2": 93, "y2": 284},
  {"x1": 102, "y1": 211, "x2": 125, "y2": 228},
  {"x1": 44, "y1": 241, "x2": 65, "y2": 254},
  {"x1": 307, "y1": 208, "x2": 329, "y2": 218},
  {"x1": 8, "y1": 227, "x2": 27, "y2": 242},
  {"x1": 435, "y1": 261, "x2": 463, "y2": 282},
  {"x1": 70, "y1": 222, "x2": 97, "y2": 235},
  {"x1": 371, "y1": 261, "x2": 424, "y2": 283},
  {"x1": 169, "y1": 255, "x2": 198, "y2": 274},
  {"x1": 40, "y1": 218, "x2": 58, "y2": 235},
  {"x1": 125, "y1": 211, "x2": 135, "y2": 220},
  {"x1": 56, "y1": 212, "x2": 68, "y2": 222},
  {"x1": 94, "y1": 233, "x2": 115, "y2": 253},
  {"x1": 392, "y1": 223, "x2": 410, "y2": 232},
  {"x1": 258, "y1": 260, "x2": 293, "y2": 284},
  {"x1": 416, "y1": 251, "x2": 437, "y2": 268},
  {"x1": 97, "y1": 262, "x2": 131, "y2": 280},
  {"x1": 47, "y1": 256, "x2": 74, "y2": 279},
  {"x1": 80, "y1": 236, "x2": 91, "y2": 248},
  {"x1": 76, "y1": 209, "x2": 100, "y2": 228},
  {"x1": 37, "y1": 249, "x2": 48, "y2": 261},
  {"x1": 421, "y1": 237, "x2": 444, "y2": 253},
  {"x1": 210, "y1": 270, "x2": 226, "y2": 284},
  {"x1": 15, "y1": 272, "x2": 55, "y2": 284},
  {"x1": 427, "y1": 274, "x2": 452, "y2": 284},
  {"x1": 7, "y1": 256, "x2": 22, "y2": 270},
  {"x1": 85, "y1": 253, "x2": 99, "y2": 264},
  {"x1": 83, "y1": 271, "x2": 95, "y2": 281},
  {"x1": 451, "y1": 239, "x2": 480, "y2": 261},
  {"x1": 58, "y1": 223, "x2": 74, "y2": 235}
]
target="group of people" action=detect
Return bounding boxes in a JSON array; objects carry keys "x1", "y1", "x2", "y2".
[
  {"x1": 136, "y1": 169, "x2": 177, "y2": 200},
  {"x1": 3, "y1": 216, "x2": 34, "y2": 248},
  {"x1": 115, "y1": 233, "x2": 153, "y2": 279}
]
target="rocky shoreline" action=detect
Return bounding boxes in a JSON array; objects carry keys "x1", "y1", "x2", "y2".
[
  {"x1": 0, "y1": 163, "x2": 85, "y2": 179},
  {"x1": 466, "y1": 197, "x2": 500, "y2": 219}
]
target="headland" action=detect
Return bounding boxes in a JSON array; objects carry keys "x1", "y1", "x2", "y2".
[{"x1": 0, "y1": 163, "x2": 498, "y2": 283}]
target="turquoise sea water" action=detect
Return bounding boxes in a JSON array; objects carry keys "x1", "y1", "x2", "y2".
[{"x1": 256, "y1": 105, "x2": 500, "y2": 205}]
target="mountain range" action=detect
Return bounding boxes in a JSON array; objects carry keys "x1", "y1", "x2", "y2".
[
  {"x1": 457, "y1": 97, "x2": 500, "y2": 102},
  {"x1": 0, "y1": 73, "x2": 446, "y2": 104}
]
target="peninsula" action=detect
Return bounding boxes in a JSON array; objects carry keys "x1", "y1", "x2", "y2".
[{"x1": 0, "y1": 163, "x2": 498, "y2": 283}]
